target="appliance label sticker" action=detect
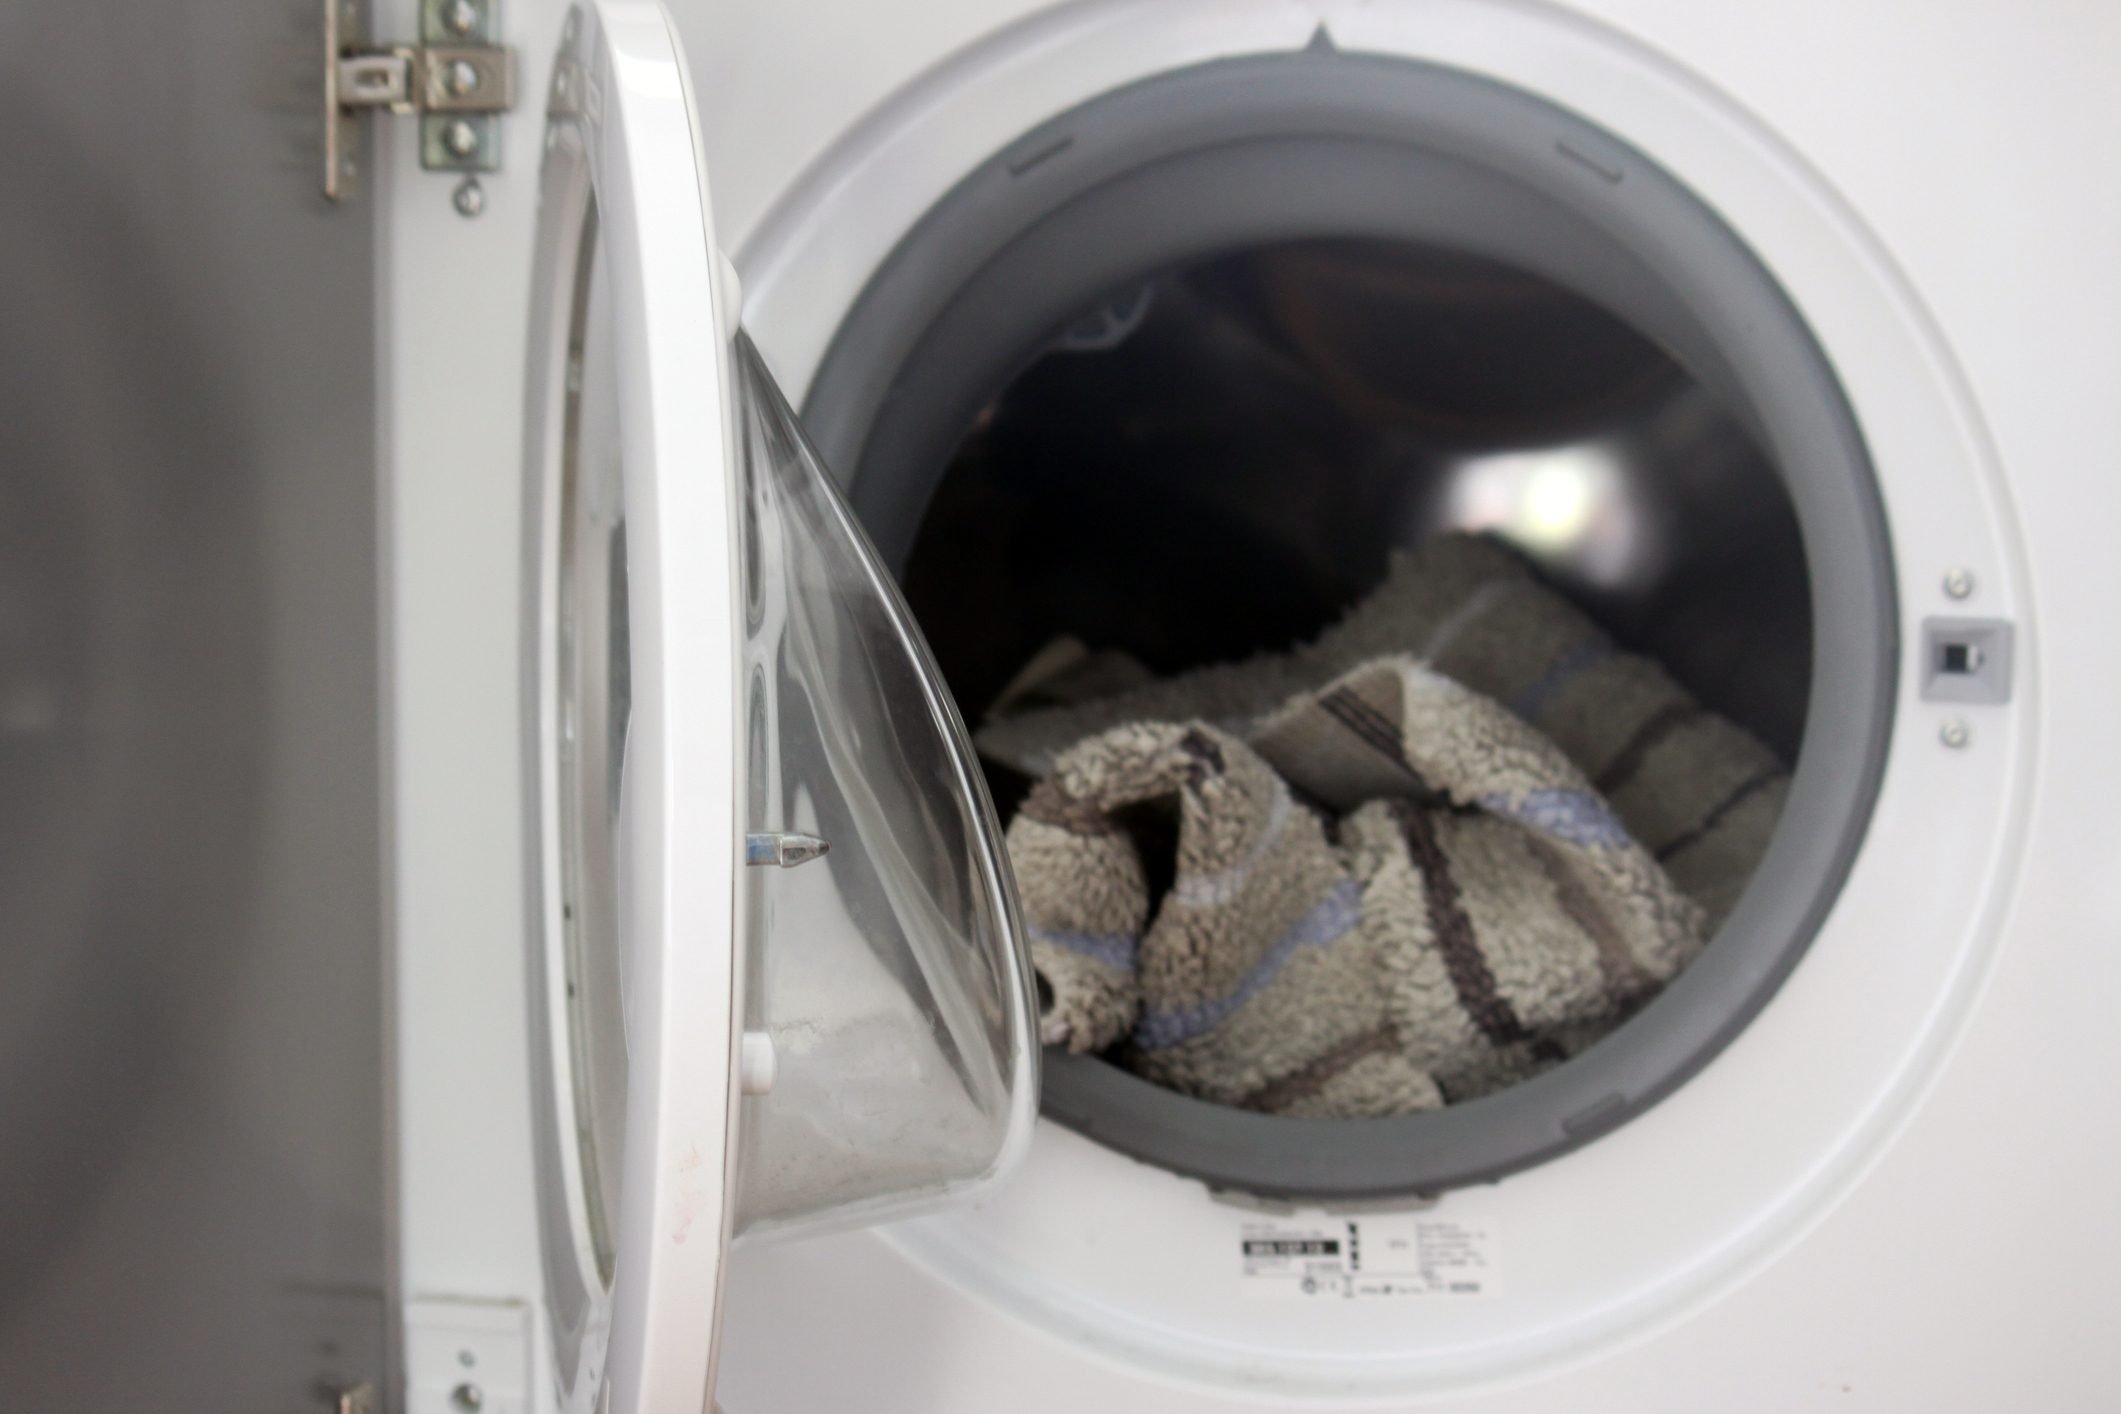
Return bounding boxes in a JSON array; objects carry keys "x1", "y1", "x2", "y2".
[{"x1": 1237, "y1": 1215, "x2": 1497, "y2": 1298}]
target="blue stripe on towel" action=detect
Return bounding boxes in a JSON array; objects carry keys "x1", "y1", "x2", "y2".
[
  {"x1": 1171, "y1": 781, "x2": 1292, "y2": 907},
  {"x1": 1027, "y1": 925, "x2": 1140, "y2": 972},
  {"x1": 1478, "y1": 788, "x2": 1633, "y2": 849},
  {"x1": 1509, "y1": 639, "x2": 1614, "y2": 722},
  {"x1": 1133, "y1": 879, "x2": 1365, "y2": 1051},
  {"x1": 1420, "y1": 579, "x2": 1520, "y2": 662}
]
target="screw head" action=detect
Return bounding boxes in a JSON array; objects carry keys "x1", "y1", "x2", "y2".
[
  {"x1": 442, "y1": 0, "x2": 480, "y2": 37},
  {"x1": 1943, "y1": 567, "x2": 1975, "y2": 600},
  {"x1": 442, "y1": 118, "x2": 479, "y2": 158},
  {"x1": 449, "y1": 1382, "x2": 484, "y2": 1412},
  {"x1": 1939, "y1": 718, "x2": 1971, "y2": 750},
  {"x1": 451, "y1": 177, "x2": 485, "y2": 217},
  {"x1": 445, "y1": 59, "x2": 480, "y2": 96}
]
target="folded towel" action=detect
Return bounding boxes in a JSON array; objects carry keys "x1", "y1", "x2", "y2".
[
  {"x1": 979, "y1": 533, "x2": 1786, "y2": 924},
  {"x1": 1010, "y1": 656, "x2": 1706, "y2": 1117}
]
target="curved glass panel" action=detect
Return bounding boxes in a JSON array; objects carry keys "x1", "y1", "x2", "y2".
[
  {"x1": 732, "y1": 332, "x2": 1037, "y2": 1239},
  {"x1": 555, "y1": 207, "x2": 631, "y2": 1282}
]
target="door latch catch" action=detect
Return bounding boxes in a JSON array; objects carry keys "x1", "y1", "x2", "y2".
[{"x1": 325, "y1": 0, "x2": 518, "y2": 201}]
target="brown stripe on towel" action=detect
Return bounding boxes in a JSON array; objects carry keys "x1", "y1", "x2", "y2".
[
  {"x1": 1253, "y1": 676, "x2": 1435, "y2": 814},
  {"x1": 1317, "y1": 684, "x2": 1438, "y2": 798},
  {"x1": 1389, "y1": 800, "x2": 1562, "y2": 1061},
  {"x1": 1238, "y1": 1023, "x2": 1403, "y2": 1112},
  {"x1": 1594, "y1": 702, "x2": 1708, "y2": 797},
  {"x1": 1655, "y1": 763, "x2": 1783, "y2": 863},
  {"x1": 1318, "y1": 684, "x2": 1411, "y2": 763},
  {"x1": 1175, "y1": 727, "x2": 1228, "y2": 783}
]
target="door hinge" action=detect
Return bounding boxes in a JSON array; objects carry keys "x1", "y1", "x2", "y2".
[
  {"x1": 404, "y1": 1297, "x2": 531, "y2": 1414},
  {"x1": 325, "y1": 0, "x2": 518, "y2": 202}
]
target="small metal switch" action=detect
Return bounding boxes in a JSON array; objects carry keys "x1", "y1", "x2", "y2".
[{"x1": 1921, "y1": 617, "x2": 2014, "y2": 705}]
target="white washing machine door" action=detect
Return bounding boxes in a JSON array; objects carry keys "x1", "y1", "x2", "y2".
[{"x1": 519, "y1": 4, "x2": 1039, "y2": 1411}]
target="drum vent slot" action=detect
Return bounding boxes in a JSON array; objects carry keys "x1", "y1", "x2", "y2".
[
  {"x1": 1563, "y1": 1093, "x2": 1629, "y2": 1136},
  {"x1": 1007, "y1": 133, "x2": 1075, "y2": 177},
  {"x1": 1556, "y1": 137, "x2": 1626, "y2": 185}
]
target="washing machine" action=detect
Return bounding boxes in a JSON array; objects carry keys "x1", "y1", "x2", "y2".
[{"x1": 375, "y1": 1, "x2": 2121, "y2": 1410}]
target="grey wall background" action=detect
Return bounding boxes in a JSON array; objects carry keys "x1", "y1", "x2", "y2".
[{"x1": 0, "y1": 2, "x2": 389, "y2": 1407}]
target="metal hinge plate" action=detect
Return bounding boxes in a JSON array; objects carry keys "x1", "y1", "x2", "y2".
[
  {"x1": 404, "y1": 1296, "x2": 532, "y2": 1414},
  {"x1": 325, "y1": 0, "x2": 518, "y2": 201}
]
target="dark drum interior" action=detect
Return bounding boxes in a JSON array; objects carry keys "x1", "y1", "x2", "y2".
[{"x1": 900, "y1": 239, "x2": 1811, "y2": 824}]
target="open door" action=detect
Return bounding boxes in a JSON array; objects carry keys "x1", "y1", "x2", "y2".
[{"x1": 519, "y1": 4, "x2": 1039, "y2": 1410}]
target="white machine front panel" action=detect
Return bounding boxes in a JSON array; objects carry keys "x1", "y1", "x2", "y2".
[
  {"x1": 712, "y1": 0, "x2": 2111, "y2": 1407},
  {"x1": 387, "y1": 0, "x2": 2120, "y2": 1410}
]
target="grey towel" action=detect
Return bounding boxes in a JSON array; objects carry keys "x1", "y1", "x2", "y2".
[
  {"x1": 979, "y1": 534, "x2": 1786, "y2": 924},
  {"x1": 1008, "y1": 656, "x2": 1706, "y2": 1117}
]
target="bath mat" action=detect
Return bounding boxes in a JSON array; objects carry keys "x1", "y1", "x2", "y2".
[
  {"x1": 980, "y1": 533, "x2": 1788, "y2": 924},
  {"x1": 1008, "y1": 655, "x2": 1706, "y2": 1117}
]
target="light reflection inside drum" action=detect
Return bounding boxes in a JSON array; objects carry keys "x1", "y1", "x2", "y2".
[{"x1": 1435, "y1": 440, "x2": 1644, "y2": 590}]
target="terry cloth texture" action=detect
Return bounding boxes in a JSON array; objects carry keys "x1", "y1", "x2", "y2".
[
  {"x1": 1008, "y1": 657, "x2": 1706, "y2": 1116},
  {"x1": 979, "y1": 533, "x2": 1789, "y2": 925}
]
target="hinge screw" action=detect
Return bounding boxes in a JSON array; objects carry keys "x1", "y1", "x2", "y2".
[
  {"x1": 446, "y1": 58, "x2": 481, "y2": 96},
  {"x1": 1943, "y1": 567, "x2": 1975, "y2": 600},
  {"x1": 442, "y1": 0, "x2": 481, "y2": 37},
  {"x1": 745, "y1": 832, "x2": 830, "y2": 868},
  {"x1": 442, "y1": 118, "x2": 479, "y2": 158},
  {"x1": 452, "y1": 177, "x2": 485, "y2": 217},
  {"x1": 1939, "y1": 718, "x2": 1971, "y2": 750},
  {"x1": 449, "y1": 1382, "x2": 485, "y2": 1412}
]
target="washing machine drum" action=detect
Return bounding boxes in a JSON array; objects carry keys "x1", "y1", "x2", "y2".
[{"x1": 802, "y1": 48, "x2": 1897, "y2": 1200}]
